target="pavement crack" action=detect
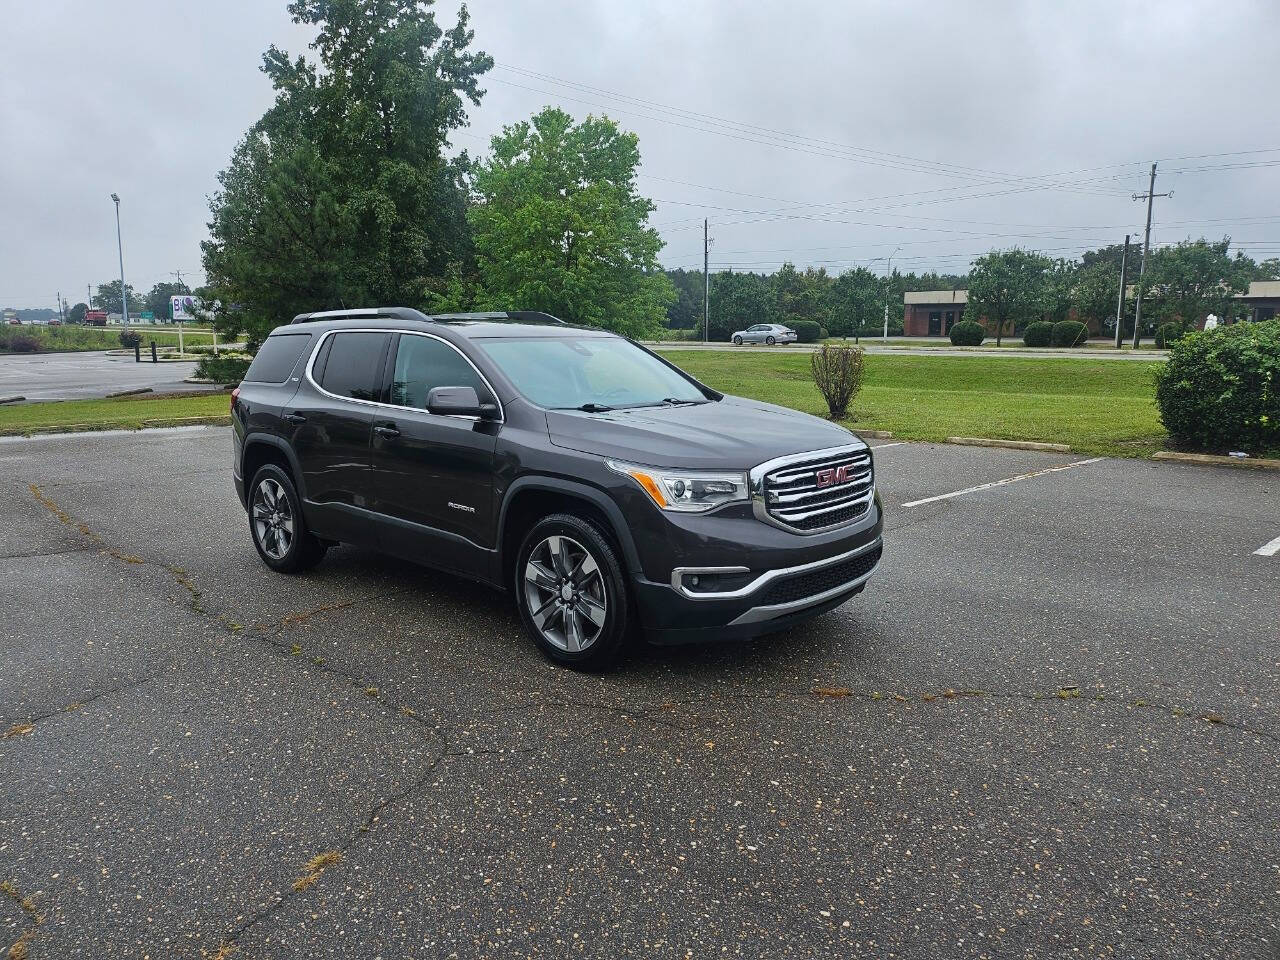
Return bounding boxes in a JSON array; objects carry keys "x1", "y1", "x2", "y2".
[
  {"x1": 1, "y1": 878, "x2": 45, "y2": 959},
  {"x1": 0, "y1": 673, "x2": 157, "y2": 740}
]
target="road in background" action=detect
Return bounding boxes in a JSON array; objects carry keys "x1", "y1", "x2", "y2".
[
  {"x1": 1, "y1": 429, "x2": 1276, "y2": 957},
  {"x1": 0, "y1": 350, "x2": 222, "y2": 400},
  {"x1": 652, "y1": 341, "x2": 1171, "y2": 360}
]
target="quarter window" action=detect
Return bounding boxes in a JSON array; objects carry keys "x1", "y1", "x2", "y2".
[
  {"x1": 244, "y1": 333, "x2": 312, "y2": 383},
  {"x1": 316, "y1": 332, "x2": 387, "y2": 401},
  {"x1": 390, "y1": 334, "x2": 490, "y2": 410}
]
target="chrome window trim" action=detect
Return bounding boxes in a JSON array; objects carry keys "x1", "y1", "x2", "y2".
[
  {"x1": 749, "y1": 443, "x2": 874, "y2": 535},
  {"x1": 303, "y1": 327, "x2": 505, "y2": 424},
  {"x1": 670, "y1": 535, "x2": 881, "y2": 601}
]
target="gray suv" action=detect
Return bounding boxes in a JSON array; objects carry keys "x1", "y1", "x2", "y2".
[
  {"x1": 231, "y1": 308, "x2": 882, "y2": 668},
  {"x1": 731, "y1": 323, "x2": 798, "y2": 345}
]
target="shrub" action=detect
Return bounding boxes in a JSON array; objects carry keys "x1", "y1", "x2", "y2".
[
  {"x1": 1023, "y1": 321, "x2": 1053, "y2": 347},
  {"x1": 1, "y1": 333, "x2": 41, "y2": 353},
  {"x1": 118, "y1": 329, "x2": 142, "y2": 349},
  {"x1": 195, "y1": 355, "x2": 252, "y2": 383},
  {"x1": 790, "y1": 320, "x2": 824, "y2": 343},
  {"x1": 1050, "y1": 320, "x2": 1089, "y2": 347},
  {"x1": 949, "y1": 320, "x2": 985, "y2": 346},
  {"x1": 1153, "y1": 319, "x2": 1280, "y2": 454},
  {"x1": 810, "y1": 344, "x2": 864, "y2": 420},
  {"x1": 1154, "y1": 322, "x2": 1184, "y2": 349}
]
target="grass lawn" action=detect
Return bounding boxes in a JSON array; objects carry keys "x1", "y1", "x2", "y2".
[
  {"x1": 0, "y1": 325, "x2": 219, "y2": 353},
  {"x1": 0, "y1": 393, "x2": 231, "y2": 436},
  {"x1": 659, "y1": 349, "x2": 1167, "y2": 457}
]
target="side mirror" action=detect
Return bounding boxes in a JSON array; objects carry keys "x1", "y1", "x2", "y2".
[{"x1": 426, "y1": 385, "x2": 500, "y2": 420}]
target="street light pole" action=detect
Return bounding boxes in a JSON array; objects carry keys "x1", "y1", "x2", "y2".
[
  {"x1": 111, "y1": 193, "x2": 130, "y2": 326},
  {"x1": 882, "y1": 247, "x2": 901, "y2": 341}
]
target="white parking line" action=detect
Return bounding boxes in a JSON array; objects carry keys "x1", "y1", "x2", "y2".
[
  {"x1": 1255, "y1": 535, "x2": 1280, "y2": 557},
  {"x1": 869, "y1": 441, "x2": 907, "y2": 450},
  {"x1": 901, "y1": 457, "x2": 1104, "y2": 508}
]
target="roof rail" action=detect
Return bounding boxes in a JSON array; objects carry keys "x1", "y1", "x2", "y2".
[
  {"x1": 429, "y1": 311, "x2": 567, "y2": 325},
  {"x1": 289, "y1": 306, "x2": 433, "y2": 325}
]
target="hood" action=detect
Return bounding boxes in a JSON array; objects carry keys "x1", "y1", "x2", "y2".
[{"x1": 546, "y1": 395, "x2": 865, "y2": 470}]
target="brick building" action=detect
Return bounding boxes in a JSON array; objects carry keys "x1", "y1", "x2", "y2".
[{"x1": 902, "y1": 290, "x2": 967, "y2": 337}]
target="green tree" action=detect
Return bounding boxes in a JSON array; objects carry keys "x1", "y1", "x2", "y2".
[
  {"x1": 710, "y1": 271, "x2": 778, "y2": 340},
  {"x1": 1139, "y1": 238, "x2": 1253, "y2": 330},
  {"x1": 201, "y1": 0, "x2": 491, "y2": 347},
  {"x1": 144, "y1": 281, "x2": 191, "y2": 320},
  {"x1": 965, "y1": 249, "x2": 1051, "y2": 346},
  {"x1": 830, "y1": 267, "x2": 883, "y2": 338},
  {"x1": 469, "y1": 107, "x2": 674, "y2": 337},
  {"x1": 1043, "y1": 258, "x2": 1077, "y2": 324},
  {"x1": 1255, "y1": 258, "x2": 1280, "y2": 281},
  {"x1": 93, "y1": 280, "x2": 138, "y2": 314},
  {"x1": 67, "y1": 302, "x2": 88, "y2": 325},
  {"x1": 1072, "y1": 260, "x2": 1123, "y2": 335}
]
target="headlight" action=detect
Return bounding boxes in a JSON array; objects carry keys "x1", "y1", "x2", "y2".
[{"x1": 607, "y1": 460, "x2": 748, "y2": 513}]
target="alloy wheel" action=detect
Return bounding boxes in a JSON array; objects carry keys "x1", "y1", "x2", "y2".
[
  {"x1": 251, "y1": 477, "x2": 294, "y2": 561},
  {"x1": 523, "y1": 535, "x2": 608, "y2": 653}
]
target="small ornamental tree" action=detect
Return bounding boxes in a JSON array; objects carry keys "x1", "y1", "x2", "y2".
[
  {"x1": 810, "y1": 344, "x2": 864, "y2": 420},
  {"x1": 965, "y1": 249, "x2": 1051, "y2": 346}
]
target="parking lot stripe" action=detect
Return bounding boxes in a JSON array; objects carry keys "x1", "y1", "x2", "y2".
[
  {"x1": 1254, "y1": 535, "x2": 1280, "y2": 557},
  {"x1": 869, "y1": 441, "x2": 907, "y2": 450},
  {"x1": 901, "y1": 457, "x2": 1104, "y2": 508}
]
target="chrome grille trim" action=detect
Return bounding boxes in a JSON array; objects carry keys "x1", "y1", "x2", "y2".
[{"x1": 750, "y1": 443, "x2": 875, "y2": 534}]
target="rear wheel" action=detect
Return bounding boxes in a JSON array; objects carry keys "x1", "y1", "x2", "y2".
[
  {"x1": 516, "y1": 513, "x2": 629, "y2": 669},
  {"x1": 248, "y1": 464, "x2": 326, "y2": 573},
  {"x1": 732, "y1": 335, "x2": 743, "y2": 345},
  {"x1": 766, "y1": 335, "x2": 776, "y2": 345}
]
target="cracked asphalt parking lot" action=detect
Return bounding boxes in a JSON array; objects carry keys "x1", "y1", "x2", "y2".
[{"x1": 1, "y1": 426, "x2": 1278, "y2": 958}]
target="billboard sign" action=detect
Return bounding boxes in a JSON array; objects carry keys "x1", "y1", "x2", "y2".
[{"x1": 171, "y1": 295, "x2": 198, "y2": 321}]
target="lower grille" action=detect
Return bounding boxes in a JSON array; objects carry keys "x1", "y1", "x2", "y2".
[{"x1": 757, "y1": 543, "x2": 882, "y2": 607}]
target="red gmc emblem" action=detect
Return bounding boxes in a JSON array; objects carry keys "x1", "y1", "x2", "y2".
[{"x1": 815, "y1": 464, "x2": 849, "y2": 488}]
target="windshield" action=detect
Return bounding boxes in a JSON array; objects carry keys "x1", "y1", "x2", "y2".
[{"x1": 476, "y1": 336, "x2": 707, "y2": 410}]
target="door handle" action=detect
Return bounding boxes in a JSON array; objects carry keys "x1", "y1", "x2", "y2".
[
  {"x1": 284, "y1": 412, "x2": 307, "y2": 424},
  {"x1": 374, "y1": 423, "x2": 400, "y2": 439}
]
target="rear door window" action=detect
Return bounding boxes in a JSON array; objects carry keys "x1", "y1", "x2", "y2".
[
  {"x1": 243, "y1": 333, "x2": 313, "y2": 383},
  {"x1": 316, "y1": 332, "x2": 388, "y2": 402}
]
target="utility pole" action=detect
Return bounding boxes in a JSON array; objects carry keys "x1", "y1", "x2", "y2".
[
  {"x1": 56, "y1": 292, "x2": 63, "y2": 323},
  {"x1": 703, "y1": 218, "x2": 710, "y2": 344},
  {"x1": 882, "y1": 247, "x2": 901, "y2": 341},
  {"x1": 1113, "y1": 234, "x2": 1129, "y2": 349},
  {"x1": 87, "y1": 283, "x2": 93, "y2": 308},
  {"x1": 111, "y1": 193, "x2": 130, "y2": 326},
  {"x1": 1131, "y1": 164, "x2": 1171, "y2": 349}
]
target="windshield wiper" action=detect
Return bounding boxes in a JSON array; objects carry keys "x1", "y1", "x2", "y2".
[
  {"x1": 661, "y1": 397, "x2": 707, "y2": 406},
  {"x1": 564, "y1": 402, "x2": 614, "y2": 412}
]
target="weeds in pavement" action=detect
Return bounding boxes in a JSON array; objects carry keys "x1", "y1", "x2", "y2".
[{"x1": 293, "y1": 851, "x2": 343, "y2": 892}]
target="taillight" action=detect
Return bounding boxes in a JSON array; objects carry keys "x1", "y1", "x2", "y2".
[{"x1": 230, "y1": 386, "x2": 240, "y2": 414}]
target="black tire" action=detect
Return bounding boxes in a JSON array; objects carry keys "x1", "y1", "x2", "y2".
[
  {"x1": 248, "y1": 464, "x2": 326, "y2": 573},
  {"x1": 732, "y1": 335, "x2": 743, "y2": 345},
  {"x1": 515, "y1": 513, "x2": 630, "y2": 670},
  {"x1": 765, "y1": 335, "x2": 776, "y2": 345}
]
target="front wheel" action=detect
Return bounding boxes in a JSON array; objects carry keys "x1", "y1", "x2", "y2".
[
  {"x1": 248, "y1": 464, "x2": 326, "y2": 573},
  {"x1": 765, "y1": 335, "x2": 776, "y2": 345},
  {"x1": 516, "y1": 513, "x2": 630, "y2": 669},
  {"x1": 732, "y1": 335, "x2": 743, "y2": 345}
]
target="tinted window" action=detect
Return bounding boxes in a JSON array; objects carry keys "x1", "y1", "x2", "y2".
[
  {"x1": 317, "y1": 332, "x2": 387, "y2": 401},
  {"x1": 391, "y1": 335, "x2": 489, "y2": 409},
  {"x1": 243, "y1": 333, "x2": 312, "y2": 383}
]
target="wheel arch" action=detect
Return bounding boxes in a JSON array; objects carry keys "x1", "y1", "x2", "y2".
[
  {"x1": 497, "y1": 477, "x2": 641, "y2": 591},
  {"x1": 240, "y1": 434, "x2": 306, "y2": 507}
]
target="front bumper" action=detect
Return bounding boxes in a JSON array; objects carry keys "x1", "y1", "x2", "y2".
[{"x1": 631, "y1": 493, "x2": 883, "y2": 643}]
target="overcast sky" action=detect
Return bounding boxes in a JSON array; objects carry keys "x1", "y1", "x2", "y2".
[{"x1": 4, "y1": 0, "x2": 1279, "y2": 310}]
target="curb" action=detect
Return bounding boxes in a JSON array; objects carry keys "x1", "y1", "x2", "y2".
[
  {"x1": 105, "y1": 387, "x2": 153, "y2": 398},
  {"x1": 1152, "y1": 451, "x2": 1280, "y2": 471},
  {"x1": 947, "y1": 437, "x2": 1071, "y2": 453},
  {"x1": 0, "y1": 395, "x2": 24, "y2": 405},
  {"x1": 0, "y1": 415, "x2": 231, "y2": 439},
  {"x1": 856, "y1": 429, "x2": 894, "y2": 439}
]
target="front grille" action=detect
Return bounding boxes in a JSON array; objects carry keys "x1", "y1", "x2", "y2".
[
  {"x1": 758, "y1": 543, "x2": 882, "y2": 607},
  {"x1": 760, "y1": 449, "x2": 874, "y2": 532}
]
